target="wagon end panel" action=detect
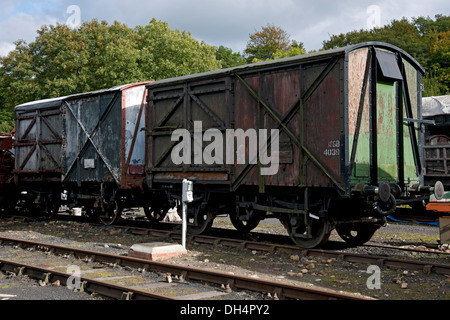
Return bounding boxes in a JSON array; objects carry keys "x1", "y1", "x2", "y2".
[
  {"x1": 348, "y1": 47, "x2": 371, "y2": 185},
  {"x1": 347, "y1": 45, "x2": 423, "y2": 190},
  {"x1": 63, "y1": 92, "x2": 122, "y2": 185},
  {"x1": 121, "y1": 85, "x2": 148, "y2": 189},
  {"x1": 401, "y1": 58, "x2": 422, "y2": 185}
]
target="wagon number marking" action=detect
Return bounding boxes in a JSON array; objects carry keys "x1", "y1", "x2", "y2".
[{"x1": 324, "y1": 140, "x2": 340, "y2": 157}]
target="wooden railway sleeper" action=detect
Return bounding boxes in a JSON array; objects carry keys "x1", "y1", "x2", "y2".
[
  {"x1": 79, "y1": 281, "x2": 88, "y2": 293},
  {"x1": 272, "y1": 287, "x2": 283, "y2": 300},
  {"x1": 121, "y1": 291, "x2": 133, "y2": 300},
  {"x1": 17, "y1": 266, "x2": 26, "y2": 276},
  {"x1": 40, "y1": 272, "x2": 52, "y2": 286},
  {"x1": 423, "y1": 265, "x2": 433, "y2": 275},
  {"x1": 226, "y1": 279, "x2": 235, "y2": 291}
]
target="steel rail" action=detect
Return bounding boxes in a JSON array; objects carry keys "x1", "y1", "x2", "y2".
[
  {"x1": 0, "y1": 236, "x2": 371, "y2": 300},
  {"x1": 0, "y1": 258, "x2": 175, "y2": 300},
  {"x1": 118, "y1": 226, "x2": 450, "y2": 276}
]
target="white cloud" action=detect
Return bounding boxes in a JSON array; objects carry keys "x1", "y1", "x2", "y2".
[
  {"x1": 0, "y1": 0, "x2": 448, "y2": 56},
  {"x1": 0, "y1": 42, "x2": 15, "y2": 57}
]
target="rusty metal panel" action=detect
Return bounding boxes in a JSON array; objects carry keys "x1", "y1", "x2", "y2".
[
  {"x1": 440, "y1": 216, "x2": 450, "y2": 244},
  {"x1": 303, "y1": 60, "x2": 343, "y2": 187},
  {"x1": 376, "y1": 80, "x2": 398, "y2": 181},
  {"x1": 346, "y1": 45, "x2": 424, "y2": 190},
  {"x1": 232, "y1": 74, "x2": 261, "y2": 187},
  {"x1": 146, "y1": 43, "x2": 425, "y2": 195},
  {"x1": 147, "y1": 54, "x2": 347, "y2": 193},
  {"x1": 0, "y1": 135, "x2": 12, "y2": 151},
  {"x1": 348, "y1": 48, "x2": 371, "y2": 182},
  {"x1": 402, "y1": 58, "x2": 421, "y2": 183},
  {"x1": 256, "y1": 69, "x2": 301, "y2": 187}
]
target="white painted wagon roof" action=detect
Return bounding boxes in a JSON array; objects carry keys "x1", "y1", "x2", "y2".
[
  {"x1": 14, "y1": 82, "x2": 151, "y2": 112},
  {"x1": 423, "y1": 95, "x2": 450, "y2": 117}
]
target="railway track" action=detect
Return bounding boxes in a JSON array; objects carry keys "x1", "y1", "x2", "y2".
[
  {"x1": 0, "y1": 236, "x2": 371, "y2": 301},
  {"x1": 2, "y1": 214, "x2": 449, "y2": 276},
  {"x1": 108, "y1": 224, "x2": 450, "y2": 276}
]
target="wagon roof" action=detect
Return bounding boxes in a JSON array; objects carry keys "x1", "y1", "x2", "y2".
[
  {"x1": 423, "y1": 95, "x2": 450, "y2": 117},
  {"x1": 147, "y1": 41, "x2": 424, "y2": 87},
  {"x1": 15, "y1": 81, "x2": 152, "y2": 112}
]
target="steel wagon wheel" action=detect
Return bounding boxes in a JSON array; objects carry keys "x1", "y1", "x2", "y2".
[
  {"x1": 187, "y1": 207, "x2": 214, "y2": 235},
  {"x1": 229, "y1": 210, "x2": 261, "y2": 233},
  {"x1": 282, "y1": 214, "x2": 330, "y2": 249},
  {"x1": 336, "y1": 224, "x2": 379, "y2": 246},
  {"x1": 144, "y1": 205, "x2": 167, "y2": 224},
  {"x1": 99, "y1": 200, "x2": 122, "y2": 225}
]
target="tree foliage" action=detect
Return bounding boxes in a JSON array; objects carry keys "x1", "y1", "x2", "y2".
[
  {"x1": 0, "y1": 18, "x2": 221, "y2": 131},
  {"x1": 244, "y1": 23, "x2": 296, "y2": 62},
  {"x1": 215, "y1": 45, "x2": 246, "y2": 69},
  {"x1": 322, "y1": 14, "x2": 450, "y2": 97},
  {"x1": 272, "y1": 40, "x2": 307, "y2": 59}
]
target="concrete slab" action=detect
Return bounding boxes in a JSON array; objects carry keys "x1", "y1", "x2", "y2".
[{"x1": 128, "y1": 242, "x2": 187, "y2": 261}]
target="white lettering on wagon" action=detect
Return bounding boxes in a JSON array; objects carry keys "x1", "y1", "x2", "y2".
[
  {"x1": 171, "y1": 121, "x2": 280, "y2": 176},
  {"x1": 323, "y1": 140, "x2": 340, "y2": 157}
]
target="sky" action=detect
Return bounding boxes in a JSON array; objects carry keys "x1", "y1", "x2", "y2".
[{"x1": 0, "y1": 0, "x2": 449, "y2": 57}]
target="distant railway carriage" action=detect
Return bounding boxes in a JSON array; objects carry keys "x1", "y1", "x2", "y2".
[
  {"x1": 145, "y1": 42, "x2": 440, "y2": 248},
  {"x1": 422, "y1": 95, "x2": 450, "y2": 214}
]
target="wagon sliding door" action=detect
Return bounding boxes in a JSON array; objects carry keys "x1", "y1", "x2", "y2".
[
  {"x1": 15, "y1": 108, "x2": 62, "y2": 182},
  {"x1": 62, "y1": 92, "x2": 122, "y2": 186},
  {"x1": 147, "y1": 78, "x2": 232, "y2": 184},
  {"x1": 348, "y1": 46, "x2": 422, "y2": 188},
  {"x1": 232, "y1": 60, "x2": 344, "y2": 193}
]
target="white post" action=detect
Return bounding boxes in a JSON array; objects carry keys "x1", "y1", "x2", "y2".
[
  {"x1": 182, "y1": 201, "x2": 187, "y2": 249},
  {"x1": 182, "y1": 179, "x2": 193, "y2": 250}
]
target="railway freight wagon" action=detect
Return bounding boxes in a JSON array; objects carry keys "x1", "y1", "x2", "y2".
[
  {"x1": 145, "y1": 42, "x2": 440, "y2": 248},
  {"x1": 13, "y1": 82, "x2": 151, "y2": 224},
  {"x1": 422, "y1": 95, "x2": 450, "y2": 214}
]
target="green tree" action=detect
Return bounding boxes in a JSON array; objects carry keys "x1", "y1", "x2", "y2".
[
  {"x1": 0, "y1": 18, "x2": 221, "y2": 131},
  {"x1": 428, "y1": 30, "x2": 450, "y2": 95},
  {"x1": 215, "y1": 45, "x2": 246, "y2": 69},
  {"x1": 135, "y1": 19, "x2": 221, "y2": 80},
  {"x1": 244, "y1": 24, "x2": 292, "y2": 62},
  {"x1": 322, "y1": 14, "x2": 450, "y2": 96},
  {"x1": 272, "y1": 40, "x2": 307, "y2": 59}
]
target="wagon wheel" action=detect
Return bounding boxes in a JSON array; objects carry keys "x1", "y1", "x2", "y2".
[
  {"x1": 336, "y1": 224, "x2": 379, "y2": 246},
  {"x1": 282, "y1": 214, "x2": 330, "y2": 249},
  {"x1": 99, "y1": 201, "x2": 122, "y2": 226},
  {"x1": 229, "y1": 209, "x2": 261, "y2": 233},
  {"x1": 187, "y1": 206, "x2": 215, "y2": 235},
  {"x1": 83, "y1": 206, "x2": 101, "y2": 222},
  {"x1": 43, "y1": 197, "x2": 60, "y2": 219},
  {"x1": 144, "y1": 205, "x2": 167, "y2": 224}
]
